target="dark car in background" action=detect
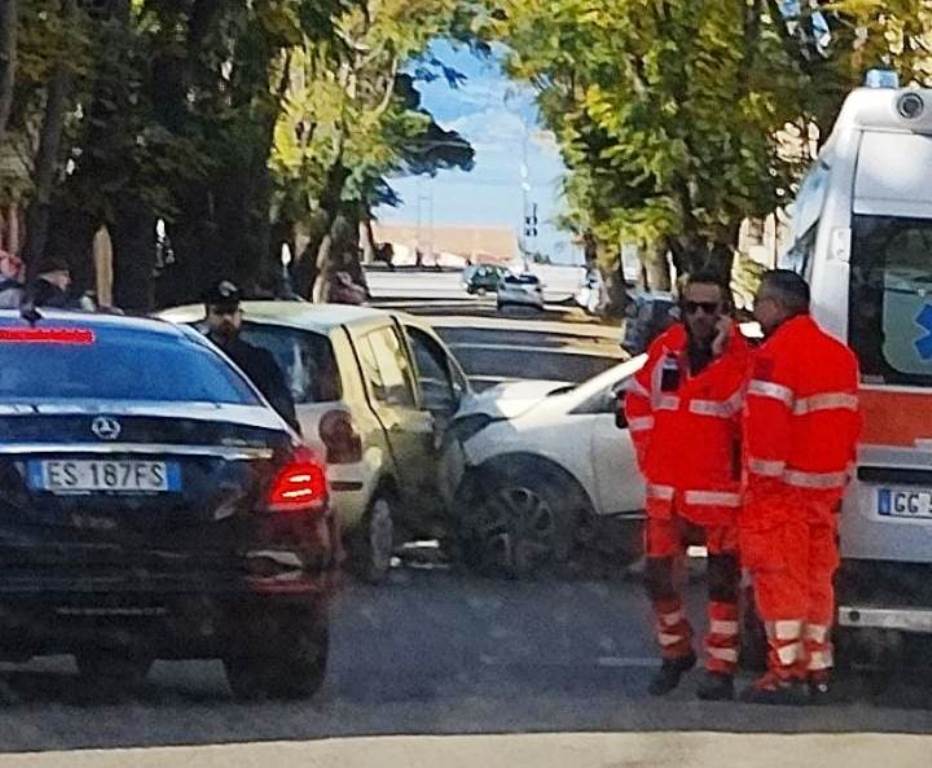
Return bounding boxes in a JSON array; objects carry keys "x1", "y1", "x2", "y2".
[
  {"x1": 463, "y1": 264, "x2": 509, "y2": 295},
  {"x1": 0, "y1": 311, "x2": 340, "y2": 699}
]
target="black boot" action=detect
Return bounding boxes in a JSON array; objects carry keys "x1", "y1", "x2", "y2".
[
  {"x1": 696, "y1": 671, "x2": 735, "y2": 701},
  {"x1": 740, "y1": 671, "x2": 809, "y2": 705},
  {"x1": 648, "y1": 651, "x2": 697, "y2": 696}
]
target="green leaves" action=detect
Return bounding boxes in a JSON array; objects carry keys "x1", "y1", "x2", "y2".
[{"x1": 488, "y1": 0, "x2": 932, "y2": 275}]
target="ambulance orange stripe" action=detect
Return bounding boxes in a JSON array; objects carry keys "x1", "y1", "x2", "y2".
[{"x1": 859, "y1": 388, "x2": 932, "y2": 446}]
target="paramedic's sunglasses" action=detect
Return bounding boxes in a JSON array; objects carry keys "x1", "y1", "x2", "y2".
[{"x1": 682, "y1": 300, "x2": 721, "y2": 316}]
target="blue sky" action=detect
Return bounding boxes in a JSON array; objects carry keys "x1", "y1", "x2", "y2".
[{"x1": 378, "y1": 41, "x2": 580, "y2": 264}]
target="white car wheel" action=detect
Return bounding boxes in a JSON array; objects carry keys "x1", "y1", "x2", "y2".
[{"x1": 458, "y1": 472, "x2": 580, "y2": 579}]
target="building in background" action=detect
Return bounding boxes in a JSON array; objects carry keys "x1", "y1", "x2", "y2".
[{"x1": 371, "y1": 222, "x2": 518, "y2": 267}]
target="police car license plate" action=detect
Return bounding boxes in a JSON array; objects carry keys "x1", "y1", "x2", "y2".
[
  {"x1": 27, "y1": 460, "x2": 181, "y2": 494},
  {"x1": 877, "y1": 488, "x2": 932, "y2": 520}
]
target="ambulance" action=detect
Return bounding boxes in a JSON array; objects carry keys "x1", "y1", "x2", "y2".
[{"x1": 783, "y1": 73, "x2": 932, "y2": 659}]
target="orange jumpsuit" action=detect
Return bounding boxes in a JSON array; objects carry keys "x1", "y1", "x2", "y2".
[
  {"x1": 626, "y1": 324, "x2": 749, "y2": 674},
  {"x1": 742, "y1": 314, "x2": 860, "y2": 680}
]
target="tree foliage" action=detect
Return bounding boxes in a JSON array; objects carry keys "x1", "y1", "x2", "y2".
[
  {"x1": 0, "y1": 0, "x2": 477, "y2": 308},
  {"x1": 487, "y1": 0, "x2": 932, "y2": 279}
]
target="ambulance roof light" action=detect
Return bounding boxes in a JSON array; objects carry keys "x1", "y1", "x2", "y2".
[{"x1": 865, "y1": 69, "x2": 900, "y2": 89}]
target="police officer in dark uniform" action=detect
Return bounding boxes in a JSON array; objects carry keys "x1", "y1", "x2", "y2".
[{"x1": 203, "y1": 280, "x2": 300, "y2": 433}]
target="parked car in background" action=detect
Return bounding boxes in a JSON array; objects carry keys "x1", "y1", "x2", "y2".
[
  {"x1": 463, "y1": 264, "x2": 509, "y2": 295},
  {"x1": 619, "y1": 290, "x2": 678, "y2": 355},
  {"x1": 440, "y1": 356, "x2": 647, "y2": 578},
  {"x1": 574, "y1": 269, "x2": 605, "y2": 316},
  {"x1": 0, "y1": 310, "x2": 339, "y2": 699},
  {"x1": 160, "y1": 302, "x2": 474, "y2": 584},
  {"x1": 497, "y1": 273, "x2": 545, "y2": 311}
]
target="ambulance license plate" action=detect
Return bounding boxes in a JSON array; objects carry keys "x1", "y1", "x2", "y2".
[{"x1": 877, "y1": 488, "x2": 932, "y2": 519}]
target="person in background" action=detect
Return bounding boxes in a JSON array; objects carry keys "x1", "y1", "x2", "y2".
[
  {"x1": 625, "y1": 270, "x2": 750, "y2": 701},
  {"x1": 28, "y1": 256, "x2": 75, "y2": 309},
  {"x1": 740, "y1": 270, "x2": 860, "y2": 704},
  {"x1": 203, "y1": 280, "x2": 300, "y2": 433},
  {"x1": 0, "y1": 251, "x2": 24, "y2": 309}
]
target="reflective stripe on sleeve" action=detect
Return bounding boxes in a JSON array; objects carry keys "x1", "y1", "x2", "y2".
[
  {"x1": 627, "y1": 379, "x2": 650, "y2": 398},
  {"x1": 647, "y1": 484, "x2": 675, "y2": 501},
  {"x1": 628, "y1": 416, "x2": 655, "y2": 433},
  {"x1": 747, "y1": 379, "x2": 794, "y2": 407},
  {"x1": 684, "y1": 490, "x2": 741, "y2": 508},
  {"x1": 655, "y1": 395, "x2": 680, "y2": 411},
  {"x1": 689, "y1": 389, "x2": 744, "y2": 419},
  {"x1": 747, "y1": 457, "x2": 786, "y2": 477},
  {"x1": 793, "y1": 392, "x2": 858, "y2": 416},
  {"x1": 783, "y1": 469, "x2": 848, "y2": 490}
]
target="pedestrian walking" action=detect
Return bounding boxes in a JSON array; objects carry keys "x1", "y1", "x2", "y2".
[
  {"x1": 625, "y1": 270, "x2": 750, "y2": 700},
  {"x1": 203, "y1": 280, "x2": 301, "y2": 434},
  {"x1": 740, "y1": 270, "x2": 860, "y2": 704}
]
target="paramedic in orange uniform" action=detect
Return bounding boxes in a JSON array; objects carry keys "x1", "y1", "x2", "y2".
[
  {"x1": 741, "y1": 270, "x2": 860, "y2": 704},
  {"x1": 626, "y1": 271, "x2": 749, "y2": 701}
]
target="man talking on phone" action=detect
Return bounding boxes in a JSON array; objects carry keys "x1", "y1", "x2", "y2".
[{"x1": 625, "y1": 270, "x2": 750, "y2": 700}]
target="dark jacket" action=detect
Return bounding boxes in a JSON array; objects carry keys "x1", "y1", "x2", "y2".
[
  {"x1": 0, "y1": 278, "x2": 24, "y2": 309},
  {"x1": 211, "y1": 334, "x2": 300, "y2": 433},
  {"x1": 29, "y1": 278, "x2": 75, "y2": 309}
]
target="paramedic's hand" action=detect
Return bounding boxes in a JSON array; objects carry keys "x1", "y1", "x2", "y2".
[{"x1": 712, "y1": 316, "x2": 733, "y2": 358}]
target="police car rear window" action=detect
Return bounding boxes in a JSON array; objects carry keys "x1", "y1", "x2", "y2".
[{"x1": 0, "y1": 322, "x2": 259, "y2": 404}]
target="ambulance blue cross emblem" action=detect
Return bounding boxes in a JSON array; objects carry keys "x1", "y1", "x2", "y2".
[{"x1": 915, "y1": 305, "x2": 932, "y2": 361}]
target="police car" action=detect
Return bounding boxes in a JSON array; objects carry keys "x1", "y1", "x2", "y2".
[{"x1": 0, "y1": 310, "x2": 339, "y2": 699}]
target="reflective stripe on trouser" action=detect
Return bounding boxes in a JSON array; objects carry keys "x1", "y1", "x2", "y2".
[
  {"x1": 805, "y1": 623, "x2": 833, "y2": 671},
  {"x1": 747, "y1": 501, "x2": 839, "y2": 680},
  {"x1": 654, "y1": 597, "x2": 693, "y2": 660},
  {"x1": 706, "y1": 600, "x2": 739, "y2": 674},
  {"x1": 763, "y1": 620, "x2": 806, "y2": 680}
]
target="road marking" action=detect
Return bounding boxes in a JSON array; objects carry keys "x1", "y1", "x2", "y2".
[{"x1": 596, "y1": 656, "x2": 659, "y2": 669}]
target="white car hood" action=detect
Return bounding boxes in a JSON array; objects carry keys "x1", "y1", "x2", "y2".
[{"x1": 459, "y1": 379, "x2": 571, "y2": 420}]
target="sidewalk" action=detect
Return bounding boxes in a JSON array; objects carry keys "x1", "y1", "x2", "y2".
[{"x1": 4, "y1": 731, "x2": 930, "y2": 768}]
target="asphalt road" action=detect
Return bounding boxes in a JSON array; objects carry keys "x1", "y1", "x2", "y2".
[
  {"x1": 2, "y1": 570, "x2": 932, "y2": 757},
  {"x1": 2, "y1": 270, "x2": 931, "y2": 762},
  {"x1": 369, "y1": 268, "x2": 625, "y2": 390}
]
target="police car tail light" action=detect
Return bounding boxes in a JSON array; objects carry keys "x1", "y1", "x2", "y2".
[
  {"x1": 266, "y1": 446, "x2": 327, "y2": 513},
  {"x1": 319, "y1": 410, "x2": 363, "y2": 464},
  {"x1": 0, "y1": 328, "x2": 95, "y2": 344}
]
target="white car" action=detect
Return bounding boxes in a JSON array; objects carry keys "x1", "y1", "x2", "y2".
[
  {"x1": 160, "y1": 302, "x2": 474, "y2": 583},
  {"x1": 441, "y1": 356, "x2": 648, "y2": 577},
  {"x1": 497, "y1": 273, "x2": 545, "y2": 310}
]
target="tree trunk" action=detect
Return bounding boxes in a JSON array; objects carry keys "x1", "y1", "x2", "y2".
[
  {"x1": 23, "y1": 60, "x2": 72, "y2": 277},
  {"x1": 361, "y1": 206, "x2": 377, "y2": 265},
  {"x1": 0, "y1": 0, "x2": 16, "y2": 141},
  {"x1": 112, "y1": 202, "x2": 156, "y2": 313},
  {"x1": 308, "y1": 162, "x2": 351, "y2": 301},
  {"x1": 45, "y1": 204, "x2": 96, "y2": 293},
  {"x1": 642, "y1": 243, "x2": 673, "y2": 292}
]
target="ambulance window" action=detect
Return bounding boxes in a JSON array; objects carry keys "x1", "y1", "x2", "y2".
[
  {"x1": 784, "y1": 223, "x2": 817, "y2": 279},
  {"x1": 849, "y1": 214, "x2": 932, "y2": 385}
]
